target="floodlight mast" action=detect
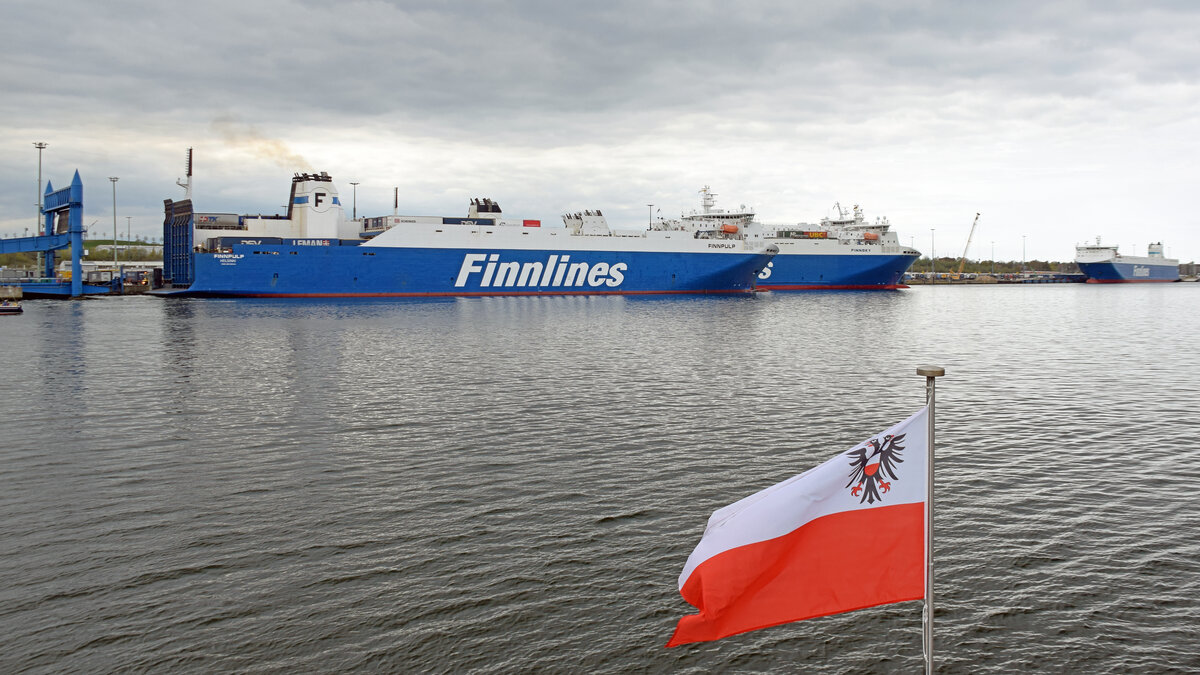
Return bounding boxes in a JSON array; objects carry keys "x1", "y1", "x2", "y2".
[{"x1": 176, "y1": 148, "x2": 193, "y2": 199}]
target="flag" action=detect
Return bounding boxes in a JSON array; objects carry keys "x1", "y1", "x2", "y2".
[{"x1": 667, "y1": 406, "x2": 929, "y2": 648}]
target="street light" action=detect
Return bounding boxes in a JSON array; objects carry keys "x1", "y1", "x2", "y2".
[
  {"x1": 126, "y1": 216, "x2": 132, "y2": 254},
  {"x1": 349, "y1": 181, "x2": 359, "y2": 220},
  {"x1": 1022, "y1": 235, "x2": 1026, "y2": 272},
  {"x1": 34, "y1": 142, "x2": 48, "y2": 234},
  {"x1": 930, "y1": 228, "x2": 936, "y2": 283},
  {"x1": 109, "y1": 177, "x2": 119, "y2": 266},
  {"x1": 34, "y1": 142, "x2": 48, "y2": 274},
  {"x1": 991, "y1": 241, "x2": 995, "y2": 275}
]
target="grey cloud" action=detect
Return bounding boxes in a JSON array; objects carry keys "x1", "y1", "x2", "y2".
[
  {"x1": 4, "y1": 1, "x2": 1200, "y2": 258},
  {"x1": 6, "y1": 0, "x2": 1200, "y2": 139}
]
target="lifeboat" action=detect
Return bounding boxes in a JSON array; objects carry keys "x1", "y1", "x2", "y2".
[
  {"x1": 863, "y1": 232, "x2": 880, "y2": 241},
  {"x1": 721, "y1": 224, "x2": 739, "y2": 234}
]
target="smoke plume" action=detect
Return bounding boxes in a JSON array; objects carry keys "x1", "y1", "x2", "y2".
[{"x1": 211, "y1": 116, "x2": 314, "y2": 172}]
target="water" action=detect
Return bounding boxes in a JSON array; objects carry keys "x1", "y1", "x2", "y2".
[{"x1": 1, "y1": 284, "x2": 1198, "y2": 673}]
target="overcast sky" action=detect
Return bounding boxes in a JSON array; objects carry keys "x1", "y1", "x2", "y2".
[{"x1": 2, "y1": 0, "x2": 1198, "y2": 262}]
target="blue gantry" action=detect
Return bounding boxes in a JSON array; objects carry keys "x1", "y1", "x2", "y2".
[{"x1": 0, "y1": 171, "x2": 111, "y2": 297}]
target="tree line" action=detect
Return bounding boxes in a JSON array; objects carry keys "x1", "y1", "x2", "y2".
[
  {"x1": 0, "y1": 240, "x2": 163, "y2": 267},
  {"x1": 912, "y1": 256, "x2": 1080, "y2": 274}
]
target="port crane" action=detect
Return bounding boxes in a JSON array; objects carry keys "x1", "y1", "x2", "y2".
[{"x1": 957, "y1": 213, "x2": 981, "y2": 275}]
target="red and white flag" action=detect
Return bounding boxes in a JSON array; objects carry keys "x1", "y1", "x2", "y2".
[{"x1": 667, "y1": 406, "x2": 929, "y2": 648}]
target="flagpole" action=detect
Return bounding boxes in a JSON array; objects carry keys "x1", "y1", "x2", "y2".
[{"x1": 917, "y1": 365, "x2": 944, "y2": 675}]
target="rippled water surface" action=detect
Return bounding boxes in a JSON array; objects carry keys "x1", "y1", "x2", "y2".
[{"x1": 2, "y1": 284, "x2": 1199, "y2": 673}]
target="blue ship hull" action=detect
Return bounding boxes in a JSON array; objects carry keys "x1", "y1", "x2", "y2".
[
  {"x1": 1077, "y1": 261, "x2": 1179, "y2": 283},
  {"x1": 164, "y1": 243, "x2": 774, "y2": 297},
  {"x1": 756, "y1": 252, "x2": 919, "y2": 290}
]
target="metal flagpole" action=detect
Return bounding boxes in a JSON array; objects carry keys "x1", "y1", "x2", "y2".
[{"x1": 917, "y1": 366, "x2": 944, "y2": 674}]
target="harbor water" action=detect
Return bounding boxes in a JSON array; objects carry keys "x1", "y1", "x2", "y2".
[{"x1": 2, "y1": 284, "x2": 1198, "y2": 672}]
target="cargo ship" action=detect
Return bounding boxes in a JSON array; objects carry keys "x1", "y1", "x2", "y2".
[
  {"x1": 668, "y1": 188, "x2": 920, "y2": 290},
  {"x1": 1074, "y1": 238, "x2": 1179, "y2": 283},
  {"x1": 155, "y1": 157, "x2": 777, "y2": 298}
]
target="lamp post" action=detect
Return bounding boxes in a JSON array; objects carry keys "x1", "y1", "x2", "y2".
[
  {"x1": 34, "y1": 142, "x2": 48, "y2": 274},
  {"x1": 1022, "y1": 235, "x2": 1026, "y2": 272},
  {"x1": 647, "y1": 204, "x2": 654, "y2": 227},
  {"x1": 109, "y1": 177, "x2": 119, "y2": 266},
  {"x1": 34, "y1": 142, "x2": 48, "y2": 234},
  {"x1": 126, "y1": 216, "x2": 132, "y2": 256},
  {"x1": 349, "y1": 181, "x2": 359, "y2": 220},
  {"x1": 930, "y1": 228, "x2": 936, "y2": 283},
  {"x1": 991, "y1": 241, "x2": 995, "y2": 275}
]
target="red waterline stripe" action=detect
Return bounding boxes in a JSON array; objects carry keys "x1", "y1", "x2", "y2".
[
  {"x1": 196, "y1": 288, "x2": 758, "y2": 298},
  {"x1": 757, "y1": 284, "x2": 904, "y2": 291},
  {"x1": 1085, "y1": 278, "x2": 1177, "y2": 284}
]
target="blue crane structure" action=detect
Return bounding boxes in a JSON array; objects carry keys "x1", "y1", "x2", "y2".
[{"x1": 0, "y1": 171, "x2": 112, "y2": 297}]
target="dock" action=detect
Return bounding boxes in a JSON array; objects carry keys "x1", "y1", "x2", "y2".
[{"x1": 904, "y1": 272, "x2": 1087, "y2": 285}]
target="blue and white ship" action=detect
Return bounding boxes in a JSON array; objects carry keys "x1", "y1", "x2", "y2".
[
  {"x1": 1075, "y1": 238, "x2": 1179, "y2": 283},
  {"x1": 156, "y1": 160, "x2": 776, "y2": 298},
  {"x1": 671, "y1": 188, "x2": 920, "y2": 290}
]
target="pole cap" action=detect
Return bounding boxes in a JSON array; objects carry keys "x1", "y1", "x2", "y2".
[{"x1": 917, "y1": 366, "x2": 945, "y2": 377}]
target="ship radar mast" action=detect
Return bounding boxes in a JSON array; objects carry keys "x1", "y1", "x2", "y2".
[
  {"x1": 176, "y1": 148, "x2": 193, "y2": 200},
  {"x1": 700, "y1": 186, "x2": 716, "y2": 215}
]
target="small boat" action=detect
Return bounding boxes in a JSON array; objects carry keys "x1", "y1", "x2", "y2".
[{"x1": 0, "y1": 300, "x2": 22, "y2": 315}]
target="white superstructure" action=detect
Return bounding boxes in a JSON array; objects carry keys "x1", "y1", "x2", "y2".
[
  {"x1": 1075, "y1": 237, "x2": 1178, "y2": 266},
  {"x1": 357, "y1": 197, "x2": 774, "y2": 256},
  {"x1": 193, "y1": 172, "x2": 360, "y2": 245},
  {"x1": 672, "y1": 189, "x2": 913, "y2": 257},
  {"x1": 766, "y1": 202, "x2": 909, "y2": 254}
]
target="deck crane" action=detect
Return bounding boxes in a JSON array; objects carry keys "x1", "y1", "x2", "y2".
[{"x1": 957, "y1": 213, "x2": 981, "y2": 275}]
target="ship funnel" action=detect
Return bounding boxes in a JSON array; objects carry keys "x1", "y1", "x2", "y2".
[{"x1": 289, "y1": 172, "x2": 351, "y2": 239}]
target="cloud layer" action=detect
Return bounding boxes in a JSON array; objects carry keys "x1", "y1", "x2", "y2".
[{"x1": 2, "y1": 0, "x2": 1199, "y2": 261}]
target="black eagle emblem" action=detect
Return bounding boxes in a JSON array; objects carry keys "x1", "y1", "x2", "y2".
[{"x1": 845, "y1": 433, "x2": 906, "y2": 504}]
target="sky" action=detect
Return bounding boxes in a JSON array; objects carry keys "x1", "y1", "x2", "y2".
[{"x1": 2, "y1": 0, "x2": 1198, "y2": 262}]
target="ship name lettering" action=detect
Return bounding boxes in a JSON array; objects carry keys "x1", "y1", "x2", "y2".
[{"x1": 455, "y1": 254, "x2": 627, "y2": 289}]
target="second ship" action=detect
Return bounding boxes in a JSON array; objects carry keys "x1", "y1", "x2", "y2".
[
  {"x1": 156, "y1": 157, "x2": 777, "y2": 298},
  {"x1": 1074, "y1": 237, "x2": 1180, "y2": 283},
  {"x1": 665, "y1": 187, "x2": 920, "y2": 290}
]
